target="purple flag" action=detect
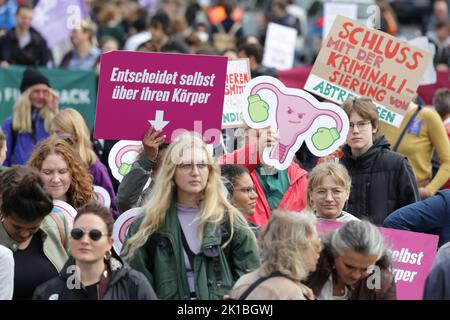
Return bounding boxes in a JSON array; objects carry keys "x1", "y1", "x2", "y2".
[{"x1": 32, "y1": 0, "x2": 88, "y2": 48}]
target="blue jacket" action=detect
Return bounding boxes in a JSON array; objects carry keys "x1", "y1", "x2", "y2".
[
  {"x1": 423, "y1": 242, "x2": 450, "y2": 300},
  {"x1": 2, "y1": 113, "x2": 50, "y2": 166},
  {"x1": 383, "y1": 190, "x2": 450, "y2": 247},
  {"x1": 0, "y1": 0, "x2": 17, "y2": 31}
]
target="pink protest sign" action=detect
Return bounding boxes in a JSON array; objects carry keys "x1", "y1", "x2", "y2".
[
  {"x1": 94, "y1": 51, "x2": 227, "y2": 143},
  {"x1": 317, "y1": 220, "x2": 438, "y2": 300}
]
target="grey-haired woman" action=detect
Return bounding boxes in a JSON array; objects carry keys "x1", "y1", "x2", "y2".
[{"x1": 305, "y1": 220, "x2": 396, "y2": 300}]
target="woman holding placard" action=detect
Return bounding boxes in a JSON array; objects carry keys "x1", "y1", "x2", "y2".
[
  {"x1": 122, "y1": 132, "x2": 260, "y2": 300},
  {"x1": 28, "y1": 136, "x2": 94, "y2": 209}
]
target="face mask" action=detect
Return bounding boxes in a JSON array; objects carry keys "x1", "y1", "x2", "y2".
[{"x1": 197, "y1": 31, "x2": 209, "y2": 43}]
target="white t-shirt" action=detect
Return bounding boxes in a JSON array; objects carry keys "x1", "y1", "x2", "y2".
[
  {"x1": 318, "y1": 275, "x2": 349, "y2": 300},
  {"x1": 0, "y1": 244, "x2": 14, "y2": 300},
  {"x1": 318, "y1": 211, "x2": 360, "y2": 223}
]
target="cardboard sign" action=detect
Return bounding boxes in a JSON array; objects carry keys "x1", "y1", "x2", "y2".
[
  {"x1": 262, "y1": 23, "x2": 298, "y2": 71},
  {"x1": 112, "y1": 207, "x2": 141, "y2": 254},
  {"x1": 94, "y1": 51, "x2": 227, "y2": 143},
  {"x1": 243, "y1": 76, "x2": 349, "y2": 170},
  {"x1": 317, "y1": 220, "x2": 439, "y2": 300},
  {"x1": 305, "y1": 15, "x2": 432, "y2": 128},
  {"x1": 222, "y1": 59, "x2": 251, "y2": 128}
]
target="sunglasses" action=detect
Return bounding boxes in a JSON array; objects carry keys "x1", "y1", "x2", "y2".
[{"x1": 70, "y1": 228, "x2": 106, "y2": 241}]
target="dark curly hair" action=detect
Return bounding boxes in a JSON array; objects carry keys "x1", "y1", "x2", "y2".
[{"x1": 0, "y1": 166, "x2": 53, "y2": 221}]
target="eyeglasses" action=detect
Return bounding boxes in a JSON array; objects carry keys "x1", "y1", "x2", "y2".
[
  {"x1": 70, "y1": 228, "x2": 106, "y2": 241},
  {"x1": 178, "y1": 163, "x2": 209, "y2": 172},
  {"x1": 235, "y1": 185, "x2": 257, "y2": 196},
  {"x1": 349, "y1": 121, "x2": 371, "y2": 131},
  {"x1": 314, "y1": 188, "x2": 346, "y2": 199}
]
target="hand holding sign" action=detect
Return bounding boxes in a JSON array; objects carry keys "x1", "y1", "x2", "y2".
[{"x1": 143, "y1": 125, "x2": 166, "y2": 161}]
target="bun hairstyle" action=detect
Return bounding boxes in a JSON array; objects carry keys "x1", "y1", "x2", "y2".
[{"x1": 0, "y1": 166, "x2": 53, "y2": 221}]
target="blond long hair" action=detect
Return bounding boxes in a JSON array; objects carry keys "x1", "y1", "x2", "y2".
[
  {"x1": 260, "y1": 209, "x2": 318, "y2": 281},
  {"x1": 12, "y1": 87, "x2": 55, "y2": 133},
  {"x1": 50, "y1": 108, "x2": 97, "y2": 166},
  {"x1": 122, "y1": 132, "x2": 245, "y2": 260}
]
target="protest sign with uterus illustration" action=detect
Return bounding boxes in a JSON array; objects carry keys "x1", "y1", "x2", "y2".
[{"x1": 242, "y1": 76, "x2": 349, "y2": 170}]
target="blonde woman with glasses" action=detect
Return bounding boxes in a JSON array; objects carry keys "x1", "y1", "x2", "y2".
[
  {"x1": 339, "y1": 97, "x2": 419, "y2": 224},
  {"x1": 121, "y1": 132, "x2": 260, "y2": 300},
  {"x1": 308, "y1": 162, "x2": 359, "y2": 222}
]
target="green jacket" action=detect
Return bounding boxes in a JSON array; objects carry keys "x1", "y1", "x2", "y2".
[
  {"x1": 123, "y1": 203, "x2": 260, "y2": 300},
  {"x1": 0, "y1": 213, "x2": 71, "y2": 272}
]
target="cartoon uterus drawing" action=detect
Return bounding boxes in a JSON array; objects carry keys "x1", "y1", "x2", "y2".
[{"x1": 247, "y1": 80, "x2": 345, "y2": 166}]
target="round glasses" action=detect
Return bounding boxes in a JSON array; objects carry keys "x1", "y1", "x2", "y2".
[
  {"x1": 235, "y1": 185, "x2": 257, "y2": 196},
  {"x1": 349, "y1": 121, "x2": 371, "y2": 131},
  {"x1": 313, "y1": 188, "x2": 346, "y2": 199},
  {"x1": 71, "y1": 228, "x2": 106, "y2": 241},
  {"x1": 178, "y1": 163, "x2": 209, "y2": 172}
]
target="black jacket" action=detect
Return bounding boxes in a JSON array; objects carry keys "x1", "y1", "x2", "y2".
[
  {"x1": 0, "y1": 27, "x2": 52, "y2": 66},
  {"x1": 32, "y1": 256, "x2": 157, "y2": 300},
  {"x1": 340, "y1": 136, "x2": 419, "y2": 225}
]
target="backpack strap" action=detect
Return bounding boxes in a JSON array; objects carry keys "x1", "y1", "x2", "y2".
[
  {"x1": 238, "y1": 271, "x2": 284, "y2": 300},
  {"x1": 393, "y1": 105, "x2": 422, "y2": 152},
  {"x1": 49, "y1": 213, "x2": 65, "y2": 246}
]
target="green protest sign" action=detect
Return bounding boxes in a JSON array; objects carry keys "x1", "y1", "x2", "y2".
[{"x1": 0, "y1": 66, "x2": 97, "y2": 130}]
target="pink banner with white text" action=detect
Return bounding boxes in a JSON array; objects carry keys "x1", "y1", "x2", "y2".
[{"x1": 94, "y1": 51, "x2": 227, "y2": 143}]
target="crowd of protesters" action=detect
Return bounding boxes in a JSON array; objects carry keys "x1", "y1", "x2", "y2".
[{"x1": 0, "y1": 0, "x2": 450, "y2": 301}]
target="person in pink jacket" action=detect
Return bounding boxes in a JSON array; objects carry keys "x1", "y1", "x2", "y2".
[{"x1": 219, "y1": 127, "x2": 308, "y2": 228}]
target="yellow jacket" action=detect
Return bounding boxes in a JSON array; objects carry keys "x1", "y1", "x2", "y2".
[{"x1": 380, "y1": 104, "x2": 450, "y2": 195}]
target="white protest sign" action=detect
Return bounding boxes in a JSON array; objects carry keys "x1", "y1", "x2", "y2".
[
  {"x1": 407, "y1": 36, "x2": 437, "y2": 86},
  {"x1": 323, "y1": 2, "x2": 358, "y2": 41},
  {"x1": 108, "y1": 140, "x2": 142, "y2": 182},
  {"x1": 113, "y1": 207, "x2": 141, "y2": 254},
  {"x1": 93, "y1": 185, "x2": 111, "y2": 208},
  {"x1": 243, "y1": 76, "x2": 349, "y2": 170},
  {"x1": 222, "y1": 58, "x2": 251, "y2": 128},
  {"x1": 262, "y1": 23, "x2": 297, "y2": 71}
]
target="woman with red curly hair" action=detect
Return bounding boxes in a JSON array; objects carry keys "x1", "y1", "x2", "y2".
[{"x1": 27, "y1": 136, "x2": 94, "y2": 208}]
